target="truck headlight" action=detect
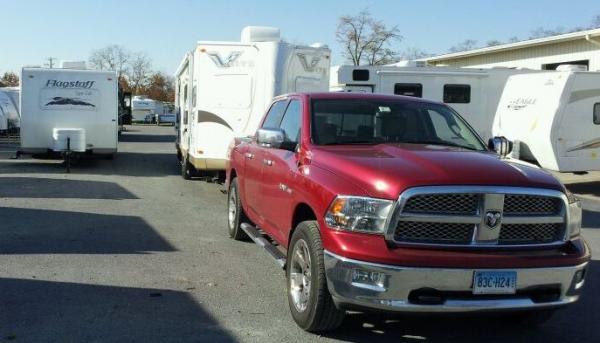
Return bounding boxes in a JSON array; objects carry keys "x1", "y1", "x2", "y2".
[
  {"x1": 325, "y1": 196, "x2": 394, "y2": 234},
  {"x1": 566, "y1": 190, "x2": 582, "y2": 238}
]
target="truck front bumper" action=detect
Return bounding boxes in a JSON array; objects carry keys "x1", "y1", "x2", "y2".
[{"x1": 324, "y1": 250, "x2": 588, "y2": 313}]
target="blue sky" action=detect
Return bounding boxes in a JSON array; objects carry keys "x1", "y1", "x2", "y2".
[{"x1": 2, "y1": 0, "x2": 599, "y2": 75}]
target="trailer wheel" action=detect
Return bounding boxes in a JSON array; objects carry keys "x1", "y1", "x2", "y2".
[
  {"x1": 227, "y1": 177, "x2": 249, "y2": 240},
  {"x1": 181, "y1": 154, "x2": 195, "y2": 180},
  {"x1": 287, "y1": 221, "x2": 345, "y2": 332}
]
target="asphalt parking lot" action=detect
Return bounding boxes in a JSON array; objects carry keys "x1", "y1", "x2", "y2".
[{"x1": 0, "y1": 125, "x2": 598, "y2": 342}]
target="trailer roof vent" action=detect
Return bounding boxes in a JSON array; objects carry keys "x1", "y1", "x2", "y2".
[
  {"x1": 61, "y1": 61, "x2": 87, "y2": 70},
  {"x1": 241, "y1": 26, "x2": 280, "y2": 43}
]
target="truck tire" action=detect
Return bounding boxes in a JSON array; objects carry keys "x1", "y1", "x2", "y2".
[
  {"x1": 227, "y1": 177, "x2": 249, "y2": 240},
  {"x1": 287, "y1": 221, "x2": 345, "y2": 332},
  {"x1": 181, "y1": 154, "x2": 195, "y2": 180}
]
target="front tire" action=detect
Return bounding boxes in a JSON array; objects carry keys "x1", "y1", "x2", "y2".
[
  {"x1": 287, "y1": 221, "x2": 345, "y2": 332},
  {"x1": 227, "y1": 178, "x2": 249, "y2": 240}
]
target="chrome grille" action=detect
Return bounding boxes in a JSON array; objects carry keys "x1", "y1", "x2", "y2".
[
  {"x1": 504, "y1": 195, "x2": 561, "y2": 215},
  {"x1": 394, "y1": 222, "x2": 474, "y2": 245},
  {"x1": 499, "y1": 224, "x2": 565, "y2": 245},
  {"x1": 388, "y1": 186, "x2": 567, "y2": 247},
  {"x1": 403, "y1": 194, "x2": 478, "y2": 215}
]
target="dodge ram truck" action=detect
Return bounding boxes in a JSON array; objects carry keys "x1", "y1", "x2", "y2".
[{"x1": 225, "y1": 92, "x2": 590, "y2": 332}]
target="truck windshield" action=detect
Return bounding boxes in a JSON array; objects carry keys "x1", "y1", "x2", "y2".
[{"x1": 311, "y1": 99, "x2": 486, "y2": 151}]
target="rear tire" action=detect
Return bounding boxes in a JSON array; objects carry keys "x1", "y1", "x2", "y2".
[
  {"x1": 287, "y1": 221, "x2": 345, "y2": 332},
  {"x1": 227, "y1": 178, "x2": 249, "y2": 240}
]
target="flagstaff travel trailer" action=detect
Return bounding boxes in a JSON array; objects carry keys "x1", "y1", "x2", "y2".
[
  {"x1": 330, "y1": 64, "x2": 538, "y2": 140},
  {"x1": 19, "y1": 67, "x2": 119, "y2": 167},
  {"x1": 175, "y1": 26, "x2": 330, "y2": 178},
  {"x1": 492, "y1": 70, "x2": 600, "y2": 172}
]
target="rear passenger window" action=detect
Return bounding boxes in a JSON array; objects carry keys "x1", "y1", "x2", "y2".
[
  {"x1": 262, "y1": 100, "x2": 288, "y2": 128},
  {"x1": 279, "y1": 100, "x2": 302, "y2": 144},
  {"x1": 394, "y1": 83, "x2": 423, "y2": 98},
  {"x1": 594, "y1": 103, "x2": 600, "y2": 125},
  {"x1": 443, "y1": 84, "x2": 471, "y2": 103}
]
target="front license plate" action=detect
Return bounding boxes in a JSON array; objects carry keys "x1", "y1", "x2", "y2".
[{"x1": 473, "y1": 271, "x2": 517, "y2": 294}]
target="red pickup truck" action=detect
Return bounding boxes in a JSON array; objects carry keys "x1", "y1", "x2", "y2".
[{"x1": 225, "y1": 92, "x2": 590, "y2": 332}]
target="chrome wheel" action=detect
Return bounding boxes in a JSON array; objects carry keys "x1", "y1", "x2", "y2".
[
  {"x1": 228, "y1": 190, "x2": 237, "y2": 230},
  {"x1": 290, "y1": 239, "x2": 312, "y2": 313}
]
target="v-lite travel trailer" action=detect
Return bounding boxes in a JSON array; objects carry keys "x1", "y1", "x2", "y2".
[
  {"x1": 175, "y1": 26, "x2": 331, "y2": 178},
  {"x1": 19, "y1": 68, "x2": 119, "y2": 169},
  {"x1": 493, "y1": 70, "x2": 600, "y2": 172},
  {"x1": 131, "y1": 96, "x2": 159, "y2": 122},
  {"x1": 330, "y1": 64, "x2": 537, "y2": 140}
]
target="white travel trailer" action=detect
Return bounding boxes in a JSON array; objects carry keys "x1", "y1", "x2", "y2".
[
  {"x1": 175, "y1": 26, "x2": 330, "y2": 178},
  {"x1": 19, "y1": 67, "x2": 118, "y2": 162},
  {"x1": 330, "y1": 64, "x2": 536, "y2": 140},
  {"x1": 492, "y1": 70, "x2": 600, "y2": 172},
  {"x1": 131, "y1": 96, "x2": 158, "y2": 122},
  {"x1": 0, "y1": 87, "x2": 20, "y2": 129}
]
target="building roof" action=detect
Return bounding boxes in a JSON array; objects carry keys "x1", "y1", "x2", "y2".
[{"x1": 422, "y1": 28, "x2": 600, "y2": 63}]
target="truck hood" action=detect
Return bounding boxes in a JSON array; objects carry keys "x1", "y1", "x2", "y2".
[{"x1": 310, "y1": 144, "x2": 564, "y2": 199}]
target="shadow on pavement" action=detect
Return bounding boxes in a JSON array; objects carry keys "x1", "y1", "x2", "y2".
[
  {"x1": 565, "y1": 181, "x2": 600, "y2": 197},
  {"x1": 0, "y1": 207, "x2": 175, "y2": 254},
  {"x1": 0, "y1": 152, "x2": 180, "y2": 177},
  {"x1": 0, "y1": 278, "x2": 236, "y2": 343},
  {"x1": 119, "y1": 132, "x2": 176, "y2": 143},
  {"x1": 322, "y1": 260, "x2": 598, "y2": 343},
  {"x1": 0, "y1": 177, "x2": 137, "y2": 199}
]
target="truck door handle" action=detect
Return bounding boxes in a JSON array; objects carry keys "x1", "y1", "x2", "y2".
[
  {"x1": 263, "y1": 159, "x2": 273, "y2": 166},
  {"x1": 245, "y1": 152, "x2": 254, "y2": 159}
]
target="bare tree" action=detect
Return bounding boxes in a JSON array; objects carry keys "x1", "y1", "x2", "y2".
[
  {"x1": 448, "y1": 39, "x2": 478, "y2": 53},
  {"x1": 336, "y1": 10, "x2": 402, "y2": 65},
  {"x1": 529, "y1": 26, "x2": 565, "y2": 39},
  {"x1": 0, "y1": 72, "x2": 19, "y2": 87},
  {"x1": 128, "y1": 53, "x2": 152, "y2": 94},
  {"x1": 400, "y1": 47, "x2": 431, "y2": 60},
  {"x1": 486, "y1": 40, "x2": 503, "y2": 47},
  {"x1": 508, "y1": 36, "x2": 520, "y2": 43},
  {"x1": 592, "y1": 14, "x2": 600, "y2": 28},
  {"x1": 89, "y1": 45, "x2": 130, "y2": 78}
]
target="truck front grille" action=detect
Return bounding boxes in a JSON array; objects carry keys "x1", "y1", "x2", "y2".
[
  {"x1": 394, "y1": 222, "x2": 474, "y2": 245},
  {"x1": 403, "y1": 194, "x2": 478, "y2": 215},
  {"x1": 389, "y1": 187, "x2": 567, "y2": 247},
  {"x1": 498, "y1": 223, "x2": 565, "y2": 245},
  {"x1": 503, "y1": 195, "x2": 561, "y2": 215}
]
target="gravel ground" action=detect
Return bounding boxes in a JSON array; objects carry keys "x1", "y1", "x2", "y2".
[{"x1": 0, "y1": 125, "x2": 598, "y2": 342}]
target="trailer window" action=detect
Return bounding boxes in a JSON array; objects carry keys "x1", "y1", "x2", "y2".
[
  {"x1": 192, "y1": 86, "x2": 197, "y2": 107},
  {"x1": 394, "y1": 83, "x2": 423, "y2": 98},
  {"x1": 352, "y1": 69, "x2": 370, "y2": 81},
  {"x1": 443, "y1": 84, "x2": 471, "y2": 103},
  {"x1": 262, "y1": 100, "x2": 288, "y2": 129},
  {"x1": 594, "y1": 103, "x2": 600, "y2": 125},
  {"x1": 279, "y1": 100, "x2": 301, "y2": 144}
]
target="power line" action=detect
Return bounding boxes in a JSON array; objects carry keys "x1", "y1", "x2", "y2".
[{"x1": 45, "y1": 57, "x2": 58, "y2": 69}]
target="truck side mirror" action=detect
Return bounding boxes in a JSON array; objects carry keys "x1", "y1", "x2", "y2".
[
  {"x1": 488, "y1": 136, "x2": 513, "y2": 157},
  {"x1": 257, "y1": 128, "x2": 285, "y2": 148}
]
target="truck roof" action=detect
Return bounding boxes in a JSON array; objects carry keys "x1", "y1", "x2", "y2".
[{"x1": 278, "y1": 92, "x2": 443, "y2": 105}]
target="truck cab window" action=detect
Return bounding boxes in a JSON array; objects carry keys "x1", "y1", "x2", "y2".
[
  {"x1": 279, "y1": 100, "x2": 301, "y2": 144},
  {"x1": 394, "y1": 83, "x2": 422, "y2": 98},
  {"x1": 262, "y1": 100, "x2": 288, "y2": 129},
  {"x1": 443, "y1": 84, "x2": 471, "y2": 103},
  {"x1": 594, "y1": 103, "x2": 600, "y2": 125}
]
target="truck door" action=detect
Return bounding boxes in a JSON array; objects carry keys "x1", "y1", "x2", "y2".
[
  {"x1": 243, "y1": 99, "x2": 289, "y2": 218},
  {"x1": 261, "y1": 99, "x2": 301, "y2": 243}
]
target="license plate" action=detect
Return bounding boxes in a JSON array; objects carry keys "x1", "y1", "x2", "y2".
[{"x1": 473, "y1": 271, "x2": 517, "y2": 294}]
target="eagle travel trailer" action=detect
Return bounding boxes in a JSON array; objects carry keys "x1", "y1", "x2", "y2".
[
  {"x1": 492, "y1": 70, "x2": 600, "y2": 172},
  {"x1": 19, "y1": 68, "x2": 118, "y2": 169},
  {"x1": 174, "y1": 26, "x2": 330, "y2": 178},
  {"x1": 330, "y1": 64, "x2": 536, "y2": 140}
]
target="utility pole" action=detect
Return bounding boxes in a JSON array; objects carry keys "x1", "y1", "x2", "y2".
[{"x1": 45, "y1": 57, "x2": 57, "y2": 69}]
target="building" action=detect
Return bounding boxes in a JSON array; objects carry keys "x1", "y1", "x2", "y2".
[{"x1": 423, "y1": 28, "x2": 600, "y2": 71}]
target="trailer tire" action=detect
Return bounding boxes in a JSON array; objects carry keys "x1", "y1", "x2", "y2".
[
  {"x1": 287, "y1": 221, "x2": 345, "y2": 332},
  {"x1": 181, "y1": 154, "x2": 195, "y2": 180},
  {"x1": 227, "y1": 177, "x2": 249, "y2": 240}
]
